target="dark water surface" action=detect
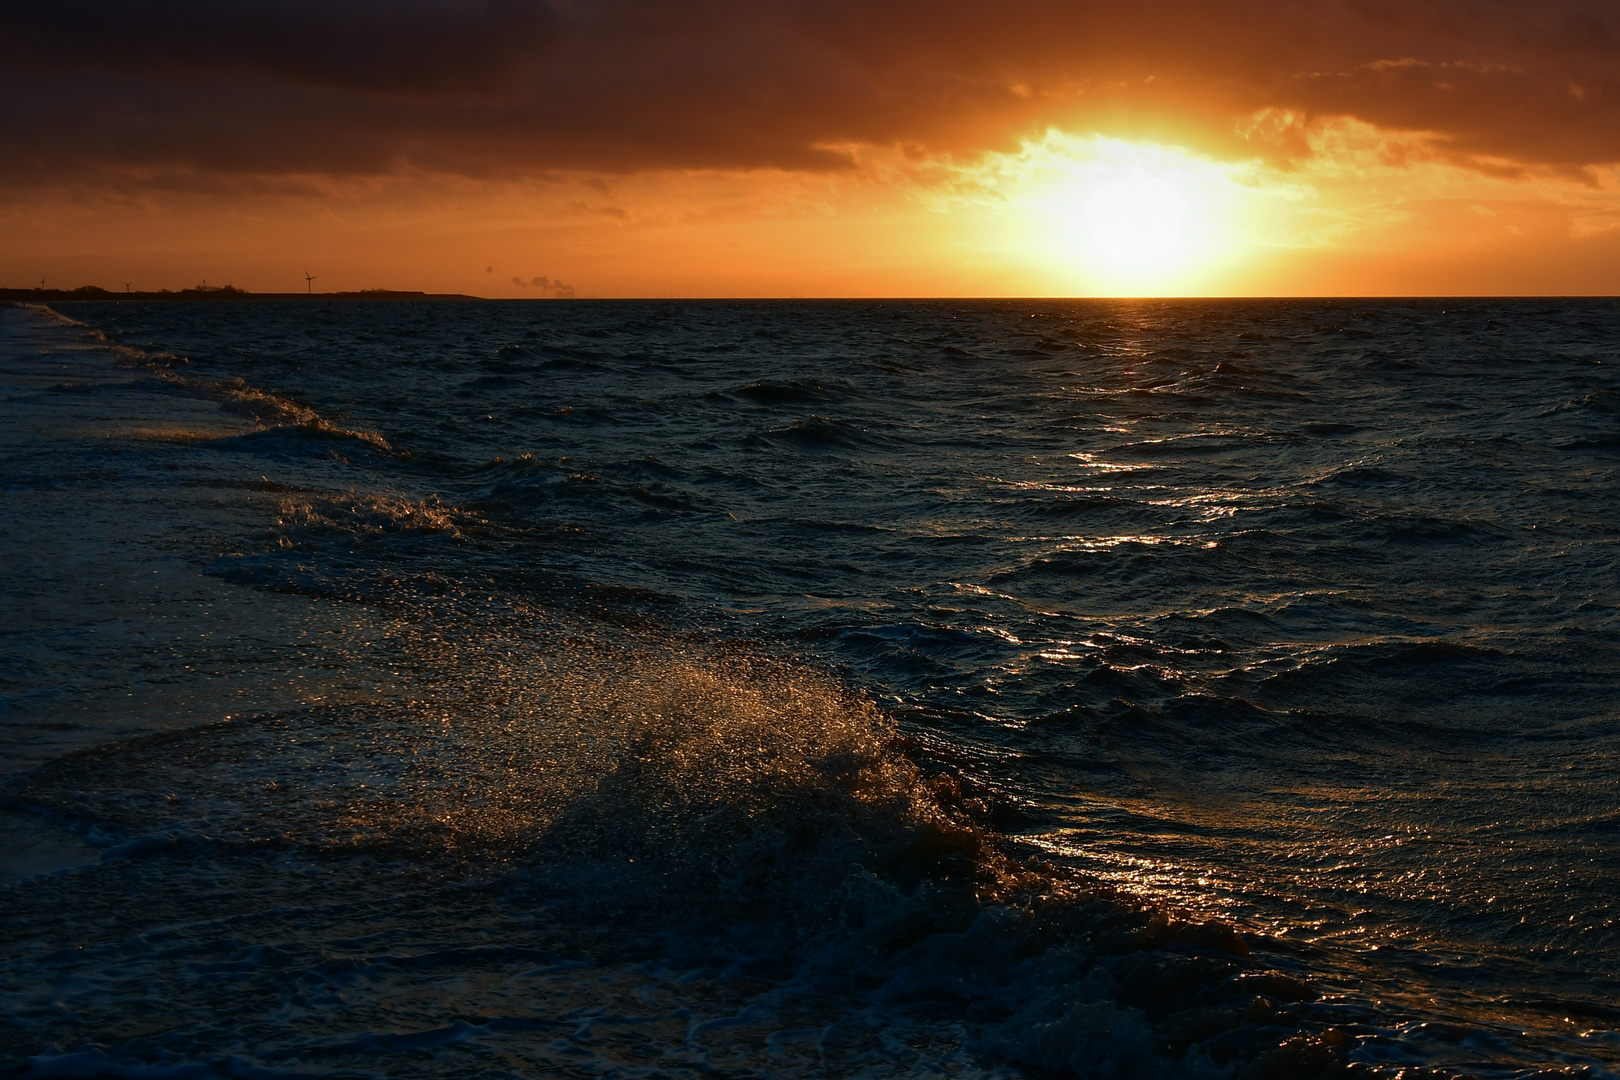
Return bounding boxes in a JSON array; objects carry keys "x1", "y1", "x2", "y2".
[{"x1": 3, "y1": 299, "x2": 1618, "y2": 1078}]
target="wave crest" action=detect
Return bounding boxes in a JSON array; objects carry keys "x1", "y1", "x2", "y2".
[{"x1": 6, "y1": 628, "x2": 1356, "y2": 1078}]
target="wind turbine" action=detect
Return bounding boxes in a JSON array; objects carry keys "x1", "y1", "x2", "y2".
[
  {"x1": 125, "y1": 282, "x2": 132, "y2": 294},
  {"x1": 304, "y1": 271, "x2": 316, "y2": 295}
]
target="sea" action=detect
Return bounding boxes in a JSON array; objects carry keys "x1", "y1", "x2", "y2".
[{"x1": 1, "y1": 297, "x2": 1617, "y2": 1079}]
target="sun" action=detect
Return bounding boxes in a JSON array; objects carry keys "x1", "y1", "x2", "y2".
[
  {"x1": 1081, "y1": 169, "x2": 1188, "y2": 268},
  {"x1": 1043, "y1": 141, "x2": 1228, "y2": 290},
  {"x1": 979, "y1": 133, "x2": 1274, "y2": 294}
]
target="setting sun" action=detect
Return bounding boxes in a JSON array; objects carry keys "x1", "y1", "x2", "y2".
[
  {"x1": 1079, "y1": 170, "x2": 1188, "y2": 268},
  {"x1": 965, "y1": 135, "x2": 1270, "y2": 295}
]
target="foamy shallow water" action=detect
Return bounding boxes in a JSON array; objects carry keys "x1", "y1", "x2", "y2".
[{"x1": 2, "y1": 299, "x2": 1618, "y2": 1078}]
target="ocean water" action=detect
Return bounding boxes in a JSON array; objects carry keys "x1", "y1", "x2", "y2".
[{"x1": 2, "y1": 297, "x2": 1618, "y2": 1079}]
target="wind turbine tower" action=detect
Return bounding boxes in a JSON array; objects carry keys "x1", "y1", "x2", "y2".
[{"x1": 304, "y1": 271, "x2": 316, "y2": 295}]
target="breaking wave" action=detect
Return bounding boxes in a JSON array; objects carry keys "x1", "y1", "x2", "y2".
[{"x1": 7, "y1": 625, "x2": 1350, "y2": 1079}]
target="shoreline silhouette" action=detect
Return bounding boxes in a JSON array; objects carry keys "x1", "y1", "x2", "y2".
[{"x1": 1, "y1": 285, "x2": 480, "y2": 302}]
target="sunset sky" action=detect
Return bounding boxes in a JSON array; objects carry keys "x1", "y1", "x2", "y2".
[{"x1": 4, "y1": 0, "x2": 1620, "y2": 297}]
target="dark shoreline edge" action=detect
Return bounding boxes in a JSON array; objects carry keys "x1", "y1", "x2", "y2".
[{"x1": 1, "y1": 288, "x2": 481, "y2": 303}]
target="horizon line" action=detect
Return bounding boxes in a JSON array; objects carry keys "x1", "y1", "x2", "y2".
[{"x1": 8, "y1": 289, "x2": 1620, "y2": 304}]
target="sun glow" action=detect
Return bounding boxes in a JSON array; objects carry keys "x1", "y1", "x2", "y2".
[
  {"x1": 944, "y1": 132, "x2": 1300, "y2": 295},
  {"x1": 1045, "y1": 141, "x2": 1254, "y2": 293}
]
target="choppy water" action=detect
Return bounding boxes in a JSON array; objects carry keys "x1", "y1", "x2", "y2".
[{"x1": 3, "y1": 298, "x2": 1618, "y2": 1078}]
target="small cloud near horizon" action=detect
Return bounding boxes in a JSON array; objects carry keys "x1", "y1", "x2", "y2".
[{"x1": 511, "y1": 275, "x2": 575, "y2": 298}]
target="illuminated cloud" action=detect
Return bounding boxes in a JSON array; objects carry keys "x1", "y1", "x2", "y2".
[{"x1": 2, "y1": 0, "x2": 1617, "y2": 187}]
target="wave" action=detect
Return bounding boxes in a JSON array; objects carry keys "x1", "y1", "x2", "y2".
[
  {"x1": 27, "y1": 310, "x2": 398, "y2": 462},
  {"x1": 1305, "y1": 463, "x2": 1411, "y2": 488},
  {"x1": 750, "y1": 415, "x2": 882, "y2": 454},
  {"x1": 187, "y1": 377, "x2": 396, "y2": 461},
  {"x1": 1021, "y1": 493, "x2": 1169, "y2": 526},
  {"x1": 206, "y1": 492, "x2": 468, "y2": 599},
  {"x1": 729, "y1": 377, "x2": 861, "y2": 405},
  {"x1": 1586, "y1": 389, "x2": 1620, "y2": 414},
  {"x1": 475, "y1": 453, "x2": 708, "y2": 517},
  {"x1": 481, "y1": 343, "x2": 550, "y2": 371},
  {"x1": 456, "y1": 373, "x2": 516, "y2": 393},
  {"x1": 1111, "y1": 432, "x2": 1284, "y2": 459},
  {"x1": 1284, "y1": 638, "x2": 1506, "y2": 675},
  {"x1": 987, "y1": 537, "x2": 1221, "y2": 586},
  {"x1": 1247, "y1": 638, "x2": 1513, "y2": 719},
  {"x1": 3, "y1": 631, "x2": 1353, "y2": 1079},
  {"x1": 201, "y1": 420, "x2": 394, "y2": 461},
  {"x1": 269, "y1": 492, "x2": 463, "y2": 542}
]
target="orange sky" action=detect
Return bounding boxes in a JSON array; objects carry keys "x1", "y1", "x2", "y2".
[{"x1": 4, "y1": 1, "x2": 1619, "y2": 297}]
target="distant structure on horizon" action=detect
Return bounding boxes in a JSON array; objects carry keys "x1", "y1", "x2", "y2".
[{"x1": 305, "y1": 271, "x2": 316, "y2": 294}]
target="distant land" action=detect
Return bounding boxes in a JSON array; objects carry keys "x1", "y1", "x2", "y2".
[{"x1": 1, "y1": 285, "x2": 481, "y2": 302}]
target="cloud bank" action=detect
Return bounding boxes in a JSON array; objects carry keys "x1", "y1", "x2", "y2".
[{"x1": 2, "y1": 0, "x2": 1616, "y2": 186}]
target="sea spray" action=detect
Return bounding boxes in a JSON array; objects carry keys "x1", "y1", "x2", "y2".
[{"x1": 9, "y1": 615, "x2": 1352, "y2": 1077}]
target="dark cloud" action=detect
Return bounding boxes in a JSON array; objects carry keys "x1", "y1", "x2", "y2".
[
  {"x1": 1, "y1": 0, "x2": 1616, "y2": 185},
  {"x1": 1, "y1": 0, "x2": 559, "y2": 95}
]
